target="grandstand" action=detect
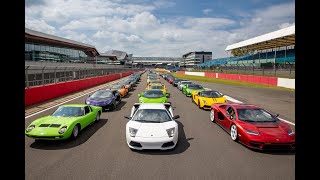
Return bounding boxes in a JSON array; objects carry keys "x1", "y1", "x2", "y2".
[{"x1": 197, "y1": 25, "x2": 295, "y2": 77}]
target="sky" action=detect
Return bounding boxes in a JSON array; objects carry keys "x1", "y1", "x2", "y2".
[{"x1": 25, "y1": 0, "x2": 295, "y2": 58}]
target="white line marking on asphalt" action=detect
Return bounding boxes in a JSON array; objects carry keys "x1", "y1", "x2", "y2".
[
  {"x1": 25, "y1": 79, "x2": 125, "y2": 119},
  {"x1": 224, "y1": 95, "x2": 295, "y2": 126}
]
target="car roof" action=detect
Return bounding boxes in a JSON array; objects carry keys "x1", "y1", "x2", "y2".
[{"x1": 137, "y1": 103, "x2": 167, "y2": 110}]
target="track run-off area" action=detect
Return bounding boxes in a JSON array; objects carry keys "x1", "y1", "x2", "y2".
[{"x1": 25, "y1": 72, "x2": 295, "y2": 180}]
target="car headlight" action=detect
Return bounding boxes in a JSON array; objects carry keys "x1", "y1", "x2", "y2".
[
  {"x1": 166, "y1": 127, "x2": 175, "y2": 137},
  {"x1": 26, "y1": 125, "x2": 35, "y2": 132},
  {"x1": 245, "y1": 130, "x2": 259, "y2": 136},
  {"x1": 86, "y1": 101, "x2": 90, "y2": 104},
  {"x1": 203, "y1": 100, "x2": 207, "y2": 104},
  {"x1": 58, "y1": 126, "x2": 67, "y2": 134},
  {"x1": 288, "y1": 129, "x2": 295, "y2": 135},
  {"x1": 129, "y1": 127, "x2": 138, "y2": 137}
]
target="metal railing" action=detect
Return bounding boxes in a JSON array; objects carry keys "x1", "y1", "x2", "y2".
[
  {"x1": 191, "y1": 63, "x2": 295, "y2": 78},
  {"x1": 25, "y1": 65, "x2": 142, "y2": 88}
]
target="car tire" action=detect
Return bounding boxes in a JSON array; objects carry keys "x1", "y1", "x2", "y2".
[
  {"x1": 95, "y1": 112, "x2": 100, "y2": 122},
  {"x1": 230, "y1": 124, "x2": 238, "y2": 141},
  {"x1": 71, "y1": 124, "x2": 80, "y2": 139},
  {"x1": 210, "y1": 109, "x2": 215, "y2": 122},
  {"x1": 198, "y1": 100, "x2": 202, "y2": 109}
]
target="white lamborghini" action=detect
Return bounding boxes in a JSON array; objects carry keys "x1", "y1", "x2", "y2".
[{"x1": 125, "y1": 103, "x2": 179, "y2": 150}]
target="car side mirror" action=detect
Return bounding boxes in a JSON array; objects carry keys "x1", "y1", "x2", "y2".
[
  {"x1": 124, "y1": 116, "x2": 131, "y2": 120},
  {"x1": 88, "y1": 94, "x2": 91, "y2": 97},
  {"x1": 275, "y1": 114, "x2": 279, "y2": 117},
  {"x1": 172, "y1": 115, "x2": 180, "y2": 120},
  {"x1": 166, "y1": 93, "x2": 170, "y2": 97},
  {"x1": 138, "y1": 94, "x2": 141, "y2": 97}
]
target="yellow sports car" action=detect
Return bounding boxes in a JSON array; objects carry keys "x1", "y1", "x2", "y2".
[
  {"x1": 146, "y1": 83, "x2": 167, "y2": 95},
  {"x1": 192, "y1": 90, "x2": 227, "y2": 110}
]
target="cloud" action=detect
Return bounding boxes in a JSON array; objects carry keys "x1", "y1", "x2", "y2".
[
  {"x1": 153, "y1": 0, "x2": 176, "y2": 8},
  {"x1": 278, "y1": 22, "x2": 295, "y2": 29},
  {"x1": 203, "y1": 9, "x2": 212, "y2": 15},
  {"x1": 25, "y1": 0, "x2": 295, "y2": 58},
  {"x1": 25, "y1": 18, "x2": 56, "y2": 34}
]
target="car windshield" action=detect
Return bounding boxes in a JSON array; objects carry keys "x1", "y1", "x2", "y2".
[
  {"x1": 149, "y1": 77, "x2": 157, "y2": 80},
  {"x1": 181, "y1": 81, "x2": 192, "y2": 85},
  {"x1": 237, "y1": 109, "x2": 278, "y2": 122},
  {"x1": 52, "y1": 106, "x2": 84, "y2": 117},
  {"x1": 132, "y1": 109, "x2": 172, "y2": 123},
  {"x1": 201, "y1": 91, "x2": 223, "y2": 98},
  {"x1": 142, "y1": 91, "x2": 164, "y2": 98},
  {"x1": 91, "y1": 91, "x2": 113, "y2": 98},
  {"x1": 188, "y1": 84, "x2": 203, "y2": 89},
  {"x1": 150, "y1": 86, "x2": 163, "y2": 90}
]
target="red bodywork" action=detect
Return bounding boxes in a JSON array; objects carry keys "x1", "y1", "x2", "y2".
[
  {"x1": 168, "y1": 78, "x2": 174, "y2": 84},
  {"x1": 211, "y1": 103, "x2": 295, "y2": 150}
]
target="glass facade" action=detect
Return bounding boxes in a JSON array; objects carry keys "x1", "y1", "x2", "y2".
[{"x1": 25, "y1": 43, "x2": 89, "y2": 62}]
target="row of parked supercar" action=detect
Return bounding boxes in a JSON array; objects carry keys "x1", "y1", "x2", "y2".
[
  {"x1": 124, "y1": 71, "x2": 180, "y2": 150},
  {"x1": 25, "y1": 72, "x2": 143, "y2": 141},
  {"x1": 162, "y1": 73, "x2": 295, "y2": 151}
]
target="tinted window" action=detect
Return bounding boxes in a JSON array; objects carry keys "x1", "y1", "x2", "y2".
[
  {"x1": 52, "y1": 106, "x2": 84, "y2": 117},
  {"x1": 91, "y1": 91, "x2": 113, "y2": 98},
  {"x1": 237, "y1": 109, "x2": 277, "y2": 122},
  {"x1": 150, "y1": 86, "x2": 163, "y2": 90},
  {"x1": 188, "y1": 84, "x2": 203, "y2": 89},
  {"x1": 142, "y1": 91, "x2": 164, "y2": 98},
  {"x1": 84, "y1": 106, "x2": 90, "y2": 114},
  {"x1": 200, "y1": 91, "x2": 223, "y2": 98},
  {"x1": 132, "y1": 109, "x2": 172, "y2": 123}
]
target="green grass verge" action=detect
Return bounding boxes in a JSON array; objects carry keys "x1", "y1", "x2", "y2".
[{"x1": 172, "y1": 73, "x2": 294, "y2": 91}]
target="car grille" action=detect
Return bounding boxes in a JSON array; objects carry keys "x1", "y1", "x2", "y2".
[
  {"x1": 161, "y1": 141, "x2": 175, "y2": 147},
  {"x1": 129, "y1": 141, "x2": 142, "y2": 147},
  {"x1": 50, "y1": 124, "x2": 61, "y2": 128},
  {"x1": 39, "y1": 124, "x2": 50, "y2": 127},
  {"x1": 27, "y1": 135, "x2": 63, "y2": 139},
  {"x1": 39, "y1": 124, "x2": 61, "y2": 128}
]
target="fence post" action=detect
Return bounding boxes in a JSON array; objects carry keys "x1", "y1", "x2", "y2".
[
  {"x1": 289, "y1": 64, "x2": 292, "y2": 78},
  {"x1": 274, "y1": 63, "x2": 277, "y2": 76},
  {"x1": 64, "y1": 67, "x2": 67, "y2": 82},
  {"x1": 252, "y1": 64, "x2": 254, "y2": 75},
  {"x1": 54, "y1": 67, "x2": 57, "y2": 83},
  {"x1": 25, "y1": 66, "x2": 29, "y2": 88},
  {"x1": 42, "y1": 67, "x2": 45, "y2": 86}
]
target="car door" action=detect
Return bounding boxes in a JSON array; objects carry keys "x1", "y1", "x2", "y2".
[
  {"x1": 83, "y1": 106, "x2": 95, "y2": 128},
  {"x1": 193, "y1": 91, "x2": 199, "y2": 104},
  {"x1": 215, "y1": 105, "x2": 231, "y2": 131},
  {"x1": 221, "y1": 106, "x2": 235, "y2": 132}
]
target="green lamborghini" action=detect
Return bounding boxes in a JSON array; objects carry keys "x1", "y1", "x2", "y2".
[
  {"x1": 138, "y1": 90, "x2": 169, "y2": 103},
  {"x1": 25, "y1": 104, "x2": 102, "y2": 140},
  {"x1": 182, "y1": 84, "x2": 205, "y2": 97}
]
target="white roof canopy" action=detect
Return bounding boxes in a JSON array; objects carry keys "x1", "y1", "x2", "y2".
[{"x1": 225, "y1": 25, "x2": 295, "y2": 51}]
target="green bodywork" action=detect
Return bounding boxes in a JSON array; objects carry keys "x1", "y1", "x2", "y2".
[
  {"x1": 182, "y1": 85, "x2": 205, "y2": 97},
  {"x1": 138, "y1": 91, "x2": 168, "y2": 103},
  {"x1": 25, "y1": 104, "x2": 102, "y2": 140}
]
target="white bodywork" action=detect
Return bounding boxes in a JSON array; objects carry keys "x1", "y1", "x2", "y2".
[
  {"x1": 126, "y1": 103, "x2": 178, "y2": 150},
  {"x1": 177, "y1": 81, "x2": 192, "y2": 90}
]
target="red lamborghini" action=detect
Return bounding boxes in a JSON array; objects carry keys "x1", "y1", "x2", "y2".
[{"x1": 210, "y1": 103, "x2": 295, "y2": 150}]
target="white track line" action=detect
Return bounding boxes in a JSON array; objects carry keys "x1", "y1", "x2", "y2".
[
  {"x1": 25, "y1": 78, "x2": 127, "y2": 119},
  {"x1": 225, "y1": 95, "x2": 295, "y2": 126}
]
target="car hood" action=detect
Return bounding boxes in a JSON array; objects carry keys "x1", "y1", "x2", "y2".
[
  {"x1": 238, "y1": 121, "x2": 295, "y2": 143},
  {"x1": 201, "y1": 97, "x2": 226, "y2": 104},
  {"x1": 127, "y1": 121, "x2": 176, "y2": 138},
  {"x1": 139, "y1": 97, "x2": 167, "y2": 103},
  {"x1": 35, "y1": 116, "x2": 80, "y2": 126}
]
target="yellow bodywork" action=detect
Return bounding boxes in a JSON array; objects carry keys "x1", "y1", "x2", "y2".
[
  {"x1": 146, "y1": 83, "x2": 167, "y2": 94},
  {"x1": 191, "y1": 91, "x2": 227, "y2": 110}
]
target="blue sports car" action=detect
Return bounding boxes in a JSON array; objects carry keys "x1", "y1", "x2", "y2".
[{"x1": 85, "y1": 90, "x2": 121, "y2": 111}]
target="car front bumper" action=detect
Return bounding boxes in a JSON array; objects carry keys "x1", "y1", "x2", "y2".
[{"x1": 126, "y1": 135, "x2": 178, "y2": 150}]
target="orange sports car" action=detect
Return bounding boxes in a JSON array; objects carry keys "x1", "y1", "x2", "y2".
[{"x1": 108, "y1": 84, "x2": 128, "y2": 97}]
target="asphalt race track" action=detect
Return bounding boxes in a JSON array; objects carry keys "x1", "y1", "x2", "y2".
[{"x1": 25, "y1": 73, "x2": 295, "y2": 180}]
